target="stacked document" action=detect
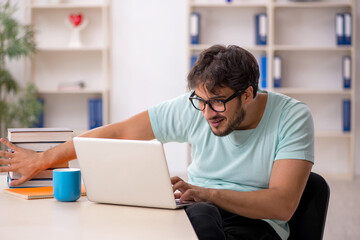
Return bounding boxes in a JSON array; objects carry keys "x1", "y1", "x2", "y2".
[{"x1": 7, "y1": 128, "x2": 74, "y2": 188}]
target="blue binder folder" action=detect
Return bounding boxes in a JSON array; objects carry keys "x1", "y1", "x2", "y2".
[
  {"x1": 336, "y1": 12, "x2": 352, "y2": 46},
  {"x1": 335, "y1": 13, "x2": 345, "y2": 45},
  {"x1": 273, "y1": 56, "x2": 282, "y2": 88},
  {"x1": 89, "y1": 99, "x2": 103, "y2": 129},
  {"x1": 34, "y1": 98, "x2": 45, "y2": 128},
  {"x1": 342, "y1": 56, "x2": 351, "y2": 89},
  {"x1": 260, "y1": 55, "x2": 267, "y2": 89},
  {"x1": 190, "y1": 12, "x2": 200, "y2": 44},
  {"x1": 190, "y1": 55, "x2": 198, "y2": 69},
  {"x1": 342, "y1": 99, "x2": 351, "y2": 132},
  {"x1": 255, "y1": 13, "x2": 267, "y2": 45},
  {"x1": 344, "y1": 13, "x2": 352, "y2": 45}
]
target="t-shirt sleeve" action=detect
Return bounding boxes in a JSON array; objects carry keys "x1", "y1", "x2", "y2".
[
  {"x1": 148, "y1": 93, "x2": 196, "y2": 143},
  {"x1": 275, "y1": 102, "x2": 314, "y2": 163}
]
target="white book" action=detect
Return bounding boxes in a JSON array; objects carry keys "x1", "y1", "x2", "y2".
[
  {"x1": 15, "y1": 142, "x2": 63, "y2": 152},
  {"x1": 7, "y1": 175, "x2": 53, "y2": 188},
  {"x1": 9, "y1": 170, "x2": 53, "y2": 180},
  {"x1": 7, "y1": 128, "x2": 73, "y2": 143}
]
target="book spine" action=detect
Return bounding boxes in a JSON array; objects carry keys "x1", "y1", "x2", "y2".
[
  {"x1": 255, "y1": 13, "x2": 267, "y2": 45},
  {"x1": 190, "y1": 55, "x2": 198, "y2": 69},
  {"x1": 335, "y1": 13, "x2": 344, "y2": 45},
  {"x1": 260, "y1": 55, "x2": 267, "y2": 89},
  {"x1": 344, "y1": 12, "x2": 352, "y2": 45},
  {"x1": 342, "y1": 56, "x2": 351, "y2": 89},
  {"x1": 89, "y1": 99, "x2": 95, "y2": 129},
  {"x1": 34, "y1": 98, "x2": 45, "y2": 128},
  {"x1": 7, "y1": 175, "x2": 53, "y2": 188},
  {"x1": 89, "y1": 99, "x2": 103, "y2": 129},
  {"x1": 190, "y1": 12, "x2": 200, "y2": 44},
  {"x1": 15, "y1": 142, "x2": 63, "y2": 152},
  {"x1": 10, "y1": 170, "x2": 53, "y2": 180},
  {"x1": 273, "y1": 56, "x2": 282, "y2": 88},
  {"x1": 342, "y1": 99, "x2": 351, "y2": 132},
  {"x1": 7, "y1": 128, "x2": 74, "y2": 143},
  {"x1": 97, "y1": 99, "x2": 103, "y2": 128}
]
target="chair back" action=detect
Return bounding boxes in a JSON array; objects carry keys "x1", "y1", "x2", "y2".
[{"x1": 288, "y1": 172, "x2": 330, "y2": 240}]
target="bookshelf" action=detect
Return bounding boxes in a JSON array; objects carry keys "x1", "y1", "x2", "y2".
[
  {"x1": 25, "y1": 0, "x2": 110, "y2": 131},
  {"x1": 187, "y1": 0, "x2": 356, "y2": 179}
]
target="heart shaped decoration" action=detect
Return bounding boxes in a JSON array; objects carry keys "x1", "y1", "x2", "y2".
[{"x1": 69, "y1": 14, "x2": 82, "y2": 27}]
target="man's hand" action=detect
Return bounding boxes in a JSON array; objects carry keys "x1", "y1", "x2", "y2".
[
  {"x1": 171, "y1": 176, "x2": 212, "y2": 203},
  {"x1": 0, "y1": 138, "x2": 46, "y2": 187}
]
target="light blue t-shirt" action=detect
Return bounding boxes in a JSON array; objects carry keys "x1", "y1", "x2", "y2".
[{"x1": 148, "y1": 91, "x2": 314, "y2": 240}]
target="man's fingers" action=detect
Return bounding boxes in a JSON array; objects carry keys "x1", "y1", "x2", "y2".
[
  {"x1": 0, "y1": 158, "x2": 11, "y2": 165},
  {"x1": 0, "y1": 138, "x2": 19, "y2": 151},
  {"x1": 172, "y1": 180, "x2": 187, "y2": 192},
  {"x1": 9, "y1": 176, "x2": 28, "y2": 187},
  {"x1": 170, "y1": 176, "x2": 183, "y2": 184},
  {"x1": 0, "y1": 166, "x2": 11, "y2": 172},
  {"x1": 0, "y1": 151, "x2": 14, "y2": 159},
  {"x1": 180, "y1": 189, "x2": 196, "y2": 202},
  {"x1": 174, "y1": 192, "x2": 182, "y2": 199}
]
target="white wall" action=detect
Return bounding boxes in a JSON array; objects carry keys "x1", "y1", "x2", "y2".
[
  {"x1": 109, "y1": 0, "x2": 189, "y2": 176},
  {"x1": 6, "y1": 0, "x2": 26, "y2": 88}
]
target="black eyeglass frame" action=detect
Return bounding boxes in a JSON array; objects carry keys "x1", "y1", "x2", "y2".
[{"x1": 189, "y1": 90, "x2": 244, "y2": 113}]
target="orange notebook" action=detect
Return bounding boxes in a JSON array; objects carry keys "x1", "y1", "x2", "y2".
[{"x1": 4, "y1": 185, "x2": 86, "y2": 200}]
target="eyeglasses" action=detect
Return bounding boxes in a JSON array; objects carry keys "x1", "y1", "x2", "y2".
[{"x1": 189, "y1": 90, "x2": 243, "y2": 113}]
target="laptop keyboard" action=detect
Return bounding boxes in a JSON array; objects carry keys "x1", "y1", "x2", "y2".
[{"x1": 176, "y1": 199, "x2": 195, "y2": 206}]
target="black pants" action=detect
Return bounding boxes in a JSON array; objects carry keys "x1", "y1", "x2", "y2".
[{"x1": 185, "y1": 202, "x2": 282, "y2": 240}]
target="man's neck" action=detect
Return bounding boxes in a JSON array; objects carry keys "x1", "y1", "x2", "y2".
[{"x1": 237, "y1": 92, "x2": 268, "y2": 130}]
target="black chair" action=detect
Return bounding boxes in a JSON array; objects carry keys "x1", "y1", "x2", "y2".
[{"x1": 288, "y1": 172, "x2": 330, "y2": 240}]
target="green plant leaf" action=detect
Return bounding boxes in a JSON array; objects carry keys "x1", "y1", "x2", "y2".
[{"x1": 0, "y1": 68, "x2": 18, "y2": 94}]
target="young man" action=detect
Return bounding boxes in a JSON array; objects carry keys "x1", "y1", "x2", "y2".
[{"x1": 0, "y1": 45, "x2": 313, "y2": 240}]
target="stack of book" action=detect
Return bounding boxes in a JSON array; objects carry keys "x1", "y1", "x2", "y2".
[
  {"x1": 6, "y1": 128, "x2": 74, "y2": 188},
  {"x1": 4, "y1": 185, "x2": 86, "y2": 200}
]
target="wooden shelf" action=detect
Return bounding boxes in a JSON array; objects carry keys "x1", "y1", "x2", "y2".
[
  {"x1": 275, "y1": 88, "x2": 352, "y2": 96},
  {"x1": 190, "y1": 2, "x2": 267, "y2": 8},
  {"x1": 37, "y1": 46, "x2": 106, "y2": 51},
  {"x1": 273, "y1": 45, "x2": 353, "y2": 52},
  {"x1": 274, "y1": 1, "x2": 352, "y2": 8},
  {"x1": 28, "y1": 2, "x2": 108, "y2": 9},
  {"x1": 38, "y1": 89, "x2": 106, "y2": 94},
  {"x1": 190, "y1": 44, "x2": 267, "y2": 52},
  {"x1": 26, "y1": 0, "x2": 110, "y2": 130},
  {"x1": 315, "y1": 131, "x2": 352, "y2": 138}
]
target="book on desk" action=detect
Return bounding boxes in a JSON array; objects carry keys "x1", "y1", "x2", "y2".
[
  {"x1": 7, "y1": 128, "x2": 73, "y2": 143},
  {"x1": 6, "y1": 128, "x2": 73, "y2": 188},
  {"x1": 4, "y1": 185, "x2": 86, "y2": 200}
]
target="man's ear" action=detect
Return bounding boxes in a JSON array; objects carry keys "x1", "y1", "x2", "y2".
[{"x1": 243, "y1": 86, "x2": 254, "y2": 104}]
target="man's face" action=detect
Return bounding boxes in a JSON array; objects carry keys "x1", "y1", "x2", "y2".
[{"x1": 194, "y1": 86, "x2": 246, "y2": 137}]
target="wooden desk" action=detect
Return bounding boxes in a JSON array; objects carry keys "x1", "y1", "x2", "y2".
[{"x1": 0, "y1": 175, "x2": 197, "y2": 240}]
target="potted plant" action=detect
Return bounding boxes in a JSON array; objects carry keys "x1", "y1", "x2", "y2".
[{"x1": 0, "y1": 0, "x2": 43, "y2": 142}]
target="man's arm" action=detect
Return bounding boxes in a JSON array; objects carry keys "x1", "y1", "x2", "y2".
[
  {"x1": 0, "y1": 110, "x2": 154, "y2": 187},
  {"x1": 172, "y1": 159, "x2": 312, "y2": 221}
]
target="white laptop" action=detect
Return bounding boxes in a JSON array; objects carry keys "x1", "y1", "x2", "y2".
[{"x1": 73, "y1": 137, "x2": 193, "y2": 209}]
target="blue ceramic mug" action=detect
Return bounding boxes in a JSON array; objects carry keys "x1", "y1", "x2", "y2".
[{"x1": 53, "y1": 168, "x2": 81, "y2": 202}]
